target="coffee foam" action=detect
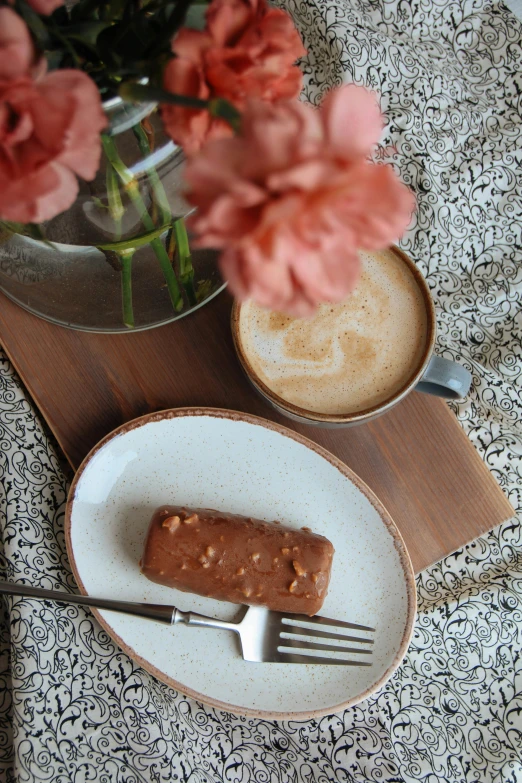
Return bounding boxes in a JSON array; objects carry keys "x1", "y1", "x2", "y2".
[{"x1": 238, "y1": 249, "x2": 429, "y2": 415}]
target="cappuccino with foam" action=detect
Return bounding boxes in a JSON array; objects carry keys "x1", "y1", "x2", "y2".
[{"x1": 237, "y1": 248, "x2": 429, "y2": 416}]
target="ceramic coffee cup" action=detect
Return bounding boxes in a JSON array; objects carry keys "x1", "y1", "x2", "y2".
[{"x1": 231, "y1": 247, "x2": 471, "y2": 427}]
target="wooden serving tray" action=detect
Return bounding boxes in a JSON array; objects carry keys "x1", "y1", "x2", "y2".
[{"x1": 0, "y1": 289, "x2": 513, "y2": 574}]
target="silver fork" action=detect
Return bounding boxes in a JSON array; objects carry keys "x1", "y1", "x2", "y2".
[{"x1": 0, "y1": 580, "x2": 374, "y2": 666}]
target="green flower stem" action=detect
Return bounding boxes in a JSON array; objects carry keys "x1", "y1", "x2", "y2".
[
  {"x1": 149, "y1": 234, "x2": 183, "y2": 312},
  {"x1": 106, "y1": 164, "x2": 124, "y2": 241},
  {"x1": 119, "y1": 83, "x2": 209, "y2": 110},
  {"x1": 120, "y1": 249, "x2": 135, "y2": 329},
  {"x1": 132, "y1": 122, "x2": 171, "y2": 227},
  {"x1": 98, "y1": 225, "x2": 167, "y2": 252},
  {"x1": 101, "y1": 134, "x2": 183, "y2": 312},
  {"x1": 49, "y1": 21, "x2": 82, "y2": 67},
  {"x1": 173, "y1": 217, "x2": 196, "y2": 306},
  {"x1": 102, "y1": 133, "x2": 135, "y2": 188},
  {"x1": 209, "y1": 98, "x2": 242, "y2": 134},
  {"x1": 118, "y1": 84, "x2": 242, "y2": 133}
]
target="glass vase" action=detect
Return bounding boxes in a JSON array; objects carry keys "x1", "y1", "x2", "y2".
[{"x1": 0, "y1": 98, "x2": 224, "y2": 332}]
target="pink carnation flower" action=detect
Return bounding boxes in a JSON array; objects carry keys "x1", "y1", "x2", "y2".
[
  {"x1": 162, "y1": 0, "x2": 306, "y2": 154},
  {"x1": 185, "y1": 85, "x2": 416, "y2": 316},
  {"x1": 8, "y1": 0, "x2": 63, "y2": 15},
  {"x1": 0, "y1": 8, "x2": 34, "y2": 81},
  {"x1": 28, "y1": 0, "x2": 63, "y2": 13},
  {"x1": 0, "y1": 9, "x2": 107, "y2": 224}
]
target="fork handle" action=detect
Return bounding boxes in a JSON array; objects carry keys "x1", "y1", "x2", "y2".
[
  {"x1": 0, "y1": 580, "x2": 176, "y2": 624},
  {"x1": 0, "y1": 580, "x2": 243, "y2": 633}
]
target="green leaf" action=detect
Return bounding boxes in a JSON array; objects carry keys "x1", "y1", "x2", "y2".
[
  {"x1": 184, "y1": 3, "x2": 207, "y2": 30},
  {"x1": 50, "y1": 5, "x2": 69, "y2": 25},
  {"x1": 107, "y1": 0, "x2": 127, "y2": 20},
  {"x1": 144, "y1": 0, "x2": 194, "y2": 55},
  {"x1": 96, "y1": 17, "x2": 154, "y2": 63},
  {"x1": 47, "y1": 21, "x2": 82, "y2": 67},
  {"x1": 44, "y1": 48, "x2": 66, "y2": 71},
  {"x1": 15, "y1": 0, "x2": 53, "y2": 49},
  {"x1": 70, "y1": 0, "x2": 107, "y2": 22},
  {"x1": 95, "y1": 25, "x2": 123, "y2": 69},
  {"x1": 60, "y1": 21, "x2": 113, "y2": 47}
]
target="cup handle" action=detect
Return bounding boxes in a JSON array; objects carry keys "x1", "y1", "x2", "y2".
[{"x1": 415, "y1": 355, "x2": 472, "y2": 400}]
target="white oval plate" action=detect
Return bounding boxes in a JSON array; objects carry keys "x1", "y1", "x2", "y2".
[{"x1": 66, "y1": 408, "x2": 416, "y2": 720}]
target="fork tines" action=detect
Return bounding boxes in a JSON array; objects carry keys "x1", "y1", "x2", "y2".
[
  {"x1": 277, "y1": 614, "x2": 374, "y2": 666},
  {"x1": 286, "y1": 614, "x2": 376, "y2": 632}
]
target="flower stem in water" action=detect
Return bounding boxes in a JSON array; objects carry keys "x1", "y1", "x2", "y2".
[
  {"x1": 106, "y1": 164, "x2": 124, "y2": 241},
  {"x1": 101, "y1": 134, "x2": 183, "y2": 312},
  {"x1": 120, "y1": 249, "x2": 135, "y2": 329},
  {"x1": 132, "y1": 121, "x2": 171, "y2": 227},
  {"x1": 173, "y1": 217, "x2": 196, "y2": 306}
]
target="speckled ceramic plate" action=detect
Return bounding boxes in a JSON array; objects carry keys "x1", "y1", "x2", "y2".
[{"x1": 65, "y1": 408, "x2": 416, "y2": 720}]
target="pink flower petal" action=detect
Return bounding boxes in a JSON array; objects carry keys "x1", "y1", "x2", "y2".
[
  {"x1": 321, "y1": 84, "x2": 384, "y2": 160},
  {"x1": 27, "y1": 0, "x2": 63, "y2": 15},
  {"x1": 184, "y1": 137, "x2": 250, "y2": 210},
  {"x1": 240, "y1": 8, "x2": 306, "y2": 63},
  {"x1": 0, "y1": 8, "x2": 33, "y2": 81},
  {"x1": 0, "y1": 161, "x2": 78, "y2": 223},
  {"x1": 332, "y1": 163, "x2": 416, "y2": 247},
  {"x1": 219, "y1": 246, "x2": 252, "y2": 299},
  {"x1": 0, "y1": 67, "x2": 104, "y2": 224},
  {"x1": 240, "y1": 99, "x2": 323, "y2": 178},
  {"x1": 32, "y1": 70, "x2": 106, "y2": 180},
  {"x1": 206, "y1": 0, "x2": 260, "y2": 46},
  {"x1": 173, "y1": 28, "x2": 213, "y2": 63},
  {"x1": 186, "y1": 88, "x2": 415, "y2": 316},
  {"x1": 166, "y1": 0, "x2": 306, "y2": 156},
  {"x1": 193, "y1": 194, "x2": 262, "y2": 247},
  {"x1": 0, "y1": 96, "x2": 33, "y2": 147},
  {"x1": 162, "y1": 58, "x2": 211, "y2": 154},
  {"x1": 266, "y1": 160, "x2": 333, "y2": 192}
]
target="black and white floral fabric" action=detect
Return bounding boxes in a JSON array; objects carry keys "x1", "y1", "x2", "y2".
[{"x1": 1, "y1": 0, "x2": 522, "y2": 780}]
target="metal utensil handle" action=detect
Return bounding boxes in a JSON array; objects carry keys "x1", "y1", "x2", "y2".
[{"x1": 0, "y1": 580, "x2": 176, "y2": 624}]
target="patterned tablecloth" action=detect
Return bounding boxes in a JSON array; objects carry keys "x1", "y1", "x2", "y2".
[{"x1": 1, "y1": 0, "x2": 522, "y2": 780}]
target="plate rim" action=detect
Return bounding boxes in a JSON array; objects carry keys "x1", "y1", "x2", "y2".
[{"x1": 65, "y1": 406, "x2": 416, "y2": 720}]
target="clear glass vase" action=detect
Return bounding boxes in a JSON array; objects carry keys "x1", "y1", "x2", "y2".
[{"x1": 0, "y1": 98, "x2": 224, "y2": 332}]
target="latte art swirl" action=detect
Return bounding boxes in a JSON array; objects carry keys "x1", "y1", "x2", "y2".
[{"x1": 239, "y1": 249, "x2": 429, "y2": 415}]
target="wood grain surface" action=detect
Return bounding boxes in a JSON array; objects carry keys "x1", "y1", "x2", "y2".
[{"x1": 0, "y1": 289, "x2": 514, "y2": 574}]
